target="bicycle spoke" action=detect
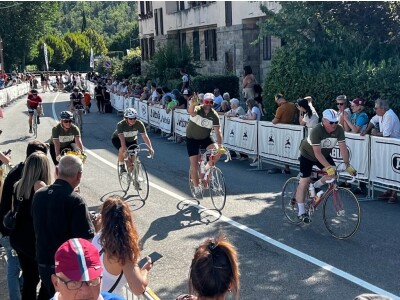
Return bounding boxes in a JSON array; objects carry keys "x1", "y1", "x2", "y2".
[
  {"x1": 118, "y1": 161, "x2": 131, "y2": 192},
  {"x1": 209, "y1": 167, "x2": 226, "y2": 211},
  {"x1": 135, "y1": 161, "x2": 149, "y2": 201},
  {"x1": 323, "y1": 188, "x2": 361, "y2": 239},
  {"x1": 281, "y1": 177, "x2": 303, "y2": 224}
]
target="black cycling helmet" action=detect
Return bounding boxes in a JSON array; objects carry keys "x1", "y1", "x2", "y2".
[
  {"x1": 73, "y1": 87, "x2": 79, "y2": 92},
  {"x1": 31, "y1": 89, "x2": 38, "y2": 95},
  {"x1": 60, "y1": 111, "x2": 73, "y2": 120}
]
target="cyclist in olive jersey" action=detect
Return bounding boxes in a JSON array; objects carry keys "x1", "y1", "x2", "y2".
[
  {"x1": 186, "y1": 92, "x2": 223, "y2": 198},
  {"x1": 112, "y1": 108, "x2": 154, "y2": 173},
  {"x1": 49, "y1": 111, "x2": 84, "y2": 165}
]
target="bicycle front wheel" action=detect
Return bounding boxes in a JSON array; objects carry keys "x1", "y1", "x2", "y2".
[
  {"x1": 281, "y1": 177, "x2": 302, "y2": 224},
  {"x1": 209, "y1": 167, "x2": 226, "y2": 211},
  {"x1": 323, "y1": 187, "x2": 361, "y2": 239},
  {"x1": 118, "y1": 161, "x2": 131, "y2": 192},
  {"x1": 75, "y1": 114, "x2": 82, "y2": 133},
  {"x1": 33, "y1": 114, "x2": 38, "y2": 138},
  {"x1": 134, "y1": 161, "x2": 149, "y2": 201}
]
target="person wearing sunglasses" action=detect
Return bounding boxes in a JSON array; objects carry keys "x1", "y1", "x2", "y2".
[
  {"x1": 50, "y1": 238, "x2": 124, "y2": 300},
  {"x1": 49, "y1": 111, "x2": 84, "y2": 165},
  {"x1": 296, "y1": 109, "x2": 356, "y2": 223},
  {"x1": 186, "y1": 93, "x2": 223, "y2": 198},
  {"x1": 343, "y1": 98, "x2": 369, "y2": 133},
  {"x1": 335, "y1": 95, "x2": 351, "y2": 127},
  {"x1": 111, "y1": 108, "x2": 154, "y2": 173}
]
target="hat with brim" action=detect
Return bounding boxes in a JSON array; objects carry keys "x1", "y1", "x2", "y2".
[{"x1": 322, "y1": 109, "x2": 339, "y2": 122}]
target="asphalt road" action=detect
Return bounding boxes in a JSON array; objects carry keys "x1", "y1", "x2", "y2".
[{"x1": 0, "y1": 91, "x2": 399, "y2": 300}]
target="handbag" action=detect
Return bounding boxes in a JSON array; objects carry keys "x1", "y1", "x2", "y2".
[{"x1": 3, "y1": 185, "x2": 23, "y2": 230}]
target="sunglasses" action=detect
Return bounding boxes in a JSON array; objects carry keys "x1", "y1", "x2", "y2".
[
  {"x1": 127, "y1": 117, "x2": 137, "y2": 121},
  {"x1": 203, "y1": 100, "x2": 214, "y2": 105},
  {"x1": 336, "y1": 103, "x2": 345, "y2": 106},
  {"x1": 329, "y1": 121, "x2": 339, "y2": 125},
  {"x1": 62, "y1": 120, "x2": 72, "y2": 123}
]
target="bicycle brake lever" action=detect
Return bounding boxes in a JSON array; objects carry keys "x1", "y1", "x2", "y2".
[{"x1": 346, "y1": 176, "x2": 356, "y2": 184}]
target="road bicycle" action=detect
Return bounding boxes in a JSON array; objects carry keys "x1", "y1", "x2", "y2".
[
  {"x1": 32, "y1": 108, "x2": 39, "y2": 138},
  {"x1": 118, "y1": 143, "x2": 152, "y2": 200},
  {"x1": 189, "y1": 147, "x2": 231, "y2": 211},
  {"x1": 72, "y1": 105, "x2": 85, "y2": 133},
  {"x1": 281, "y1": 165, "x2": 361, "y2": 239}
]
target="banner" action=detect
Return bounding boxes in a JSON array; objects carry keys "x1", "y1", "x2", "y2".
[
  {"x1": 148, "y1": 105, "x2": 160, "y2": 127},
  {"x1": 43, "y1": 43, "x2": 49, "y2": 71},
  {"x1": 223, "y1": 117, "x2": 257, "y2": 155},
  {"x1": 370, "y1": 136, "x2": 400, "y2": 186},
  {"x1": 211, "y1": 115, "x2": 225, "y2": 142},
  {"x1": 134, "y1": 98, "x2": 139, "y2": 112},
  {"x1": 258, "y1": 122, "x2": 304, "y2": 165},
  {"x1": 332, "y1": 132, "x2": 370, "y2": 179},
  {"x1": 138, "y1": 101, "x2": 148, "y2": 124},
  {"x1": 174, "y1": 109, "x2": 190, "y2": 137},
  {"x1": 159, "y1": 108, "x2": 173, "y2": 134},
  {"x1": 90, "y1": 48, "x2": 94, "y2": 68}
]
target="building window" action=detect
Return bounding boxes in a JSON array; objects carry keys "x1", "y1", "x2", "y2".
[
  {"x1": 225, "y1": 1, "x2": 232, "y2": 26},
  {"x1": 179, "y1": 32, "x2": 186, "y2": 53},
  {"x1": 139, "y1": 1, "x2": 153, "y2": 19},
  {"x1": 179, "y1": 1, "x2": 185, "y2": 10},
  {"x1": 263, "y1": 35, "x2": 271, "y2": 61},
  {"x1": 154, "y1": 8, "x2": 164, "y2": 36},
  {"x1": 149, "y1": 37, "x2": 155, "y2": 59},
  {"x1": 204, "y1": 29, "x2": 217, "y2": 61},
  {"x1": 193, "y1": 31, "x2": 200, "y2": 61}
]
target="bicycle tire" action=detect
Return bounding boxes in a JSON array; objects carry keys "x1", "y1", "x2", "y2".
[
  {"x1": 281, "y1": 177, "x2": 303, "y2": 224},
  {"x1": 32, "y1": 112, "x2": 38, "y2": 138},
  {"x1": 209, "y1": 167, "x2": 226, "y2": 211},
  {"x1": 323, "y1": 187, "x2": 361, "y2": 239},
  {"x1": 134, "y1": 160, "x2": 149, "y2": 201},
  {"x1": 118, "y1": 160, "x2": 131, "y2": 192}
]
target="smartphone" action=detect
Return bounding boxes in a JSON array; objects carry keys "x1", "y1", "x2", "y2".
[{"x1": 138, "y1": 251, "x2": 163, "y2": 268}]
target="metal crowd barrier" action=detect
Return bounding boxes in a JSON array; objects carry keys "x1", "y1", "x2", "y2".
[{"x1": 0, "y1": 82, "x2": 31, "y2": 106}]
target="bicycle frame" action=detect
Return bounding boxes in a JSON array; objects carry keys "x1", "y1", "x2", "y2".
[{"x1": 197, "y1": 148, "x2": 231, "y2": 186}]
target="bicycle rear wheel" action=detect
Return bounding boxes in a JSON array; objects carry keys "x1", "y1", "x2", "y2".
[
  {"x1": 281, "y1": 177, "x2": 302, "y2": 224},
  {"x1": 323, "y1": 187, "x2": 361, "y2": 239},
  {"x1": 118, "y1": 161, "x2": 131, "y2": 192},
  {"x1": 134, "y1": 161, "x2": 149, "y2": 201},
  {"x1": 209, "y1": 167, "x2": 226, "y2": 211},
  {"x1": 32, "y1": 113, "x2": 38, "y2": 138}
]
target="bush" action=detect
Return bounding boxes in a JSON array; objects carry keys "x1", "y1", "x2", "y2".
[
  {"x1": 128, "y1": 75, "x2": 150, "y2": 87},
  {"x1": 191, "y1": 75, "x2": 239, "y2": 98}
]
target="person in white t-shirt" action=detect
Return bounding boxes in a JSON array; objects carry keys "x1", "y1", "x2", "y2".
[
  {"x1": 361, "y1": 99, "x2": 400, "y2": 203},
  {"x1": 296, "y1": 97, "x2": 319, "y2": 138}
]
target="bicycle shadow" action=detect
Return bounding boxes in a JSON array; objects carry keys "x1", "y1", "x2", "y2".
[
  {"x1": 97, "y1": 190, "x2": 146, "y2": 210},
  {"x1": 140, "y1": 203, "x2": 221, "y2": 250}
]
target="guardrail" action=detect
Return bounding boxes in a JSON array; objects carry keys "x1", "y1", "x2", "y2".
[
  {"x1": 86, "y1": 82, "x2": 400, "y2": 199},
  {"x1": 0, "y1": 82, "x2": 30, "y2": 106}
]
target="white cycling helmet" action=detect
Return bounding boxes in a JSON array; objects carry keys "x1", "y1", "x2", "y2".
[{"x1": 124, "y1": 108, "x2": 138, "y2": 119}]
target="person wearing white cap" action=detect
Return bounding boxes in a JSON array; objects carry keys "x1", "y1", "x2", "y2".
[
  {"x1": 186, "y1": 92, "x2": 224, "y2": 198},
  {"x1": 295, "y1": 109, "x2": 356, "y2": 223}
]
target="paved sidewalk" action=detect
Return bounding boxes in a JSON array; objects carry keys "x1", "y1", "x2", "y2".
[{"x1": 0, "y1": 247, "x2": 10, "y2": 300}]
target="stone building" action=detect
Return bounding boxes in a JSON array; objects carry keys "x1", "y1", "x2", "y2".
[{"x1": 138, "y1": 1, "x2": 281, "y2": 85}]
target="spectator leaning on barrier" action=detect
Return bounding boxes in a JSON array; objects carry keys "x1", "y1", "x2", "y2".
[
  {"x1": 271, "y1": 93, "x2": 296, "y2": 174},
  {"x1": 296, "y1": 97, "x2": 319, "y2": 138},
  {"x1": 140, "y1": 86, "x2": 150, "y2": 101},
  {"x1": 225, "y1": 98, "x2": 245, "y2": 118},
  {"x1": 50, "y1": 238, "x2": 124, "y2": 300},
  {"x1": 361, "y1": 99, "x2": 400, "y2": 203},
  {"x1": 335, "y1": 95, "x2": 351, "y2": 127},
  {"x1": 343, "y1": 98, "x2": 369, "y2": 133}
]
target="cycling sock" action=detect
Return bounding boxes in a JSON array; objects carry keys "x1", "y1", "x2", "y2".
[
  {"x1": 314, "y1": 179, "x2": 324, "y2": 189},
  {"x1": 118, "y1": 162, "x2": 124, "y2": 166},
  {"x1": 298, "y1": 203, "x2": 305, "y2": 215}
]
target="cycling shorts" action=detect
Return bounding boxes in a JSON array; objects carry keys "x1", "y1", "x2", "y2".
[
  {"x1": 299, "y1": 155, "x2": 335, "y2": 178},
  {"x1": 186, "y1": 136, "x2": 215, "y2": 157},
  {"x1": 111, "y1": 137, "x2": 137, "y2": 151}
]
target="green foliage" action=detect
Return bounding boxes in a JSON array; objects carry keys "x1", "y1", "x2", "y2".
[
  {"x1": 260, "y1": 2, "x2": 400, "y2": 120},
  {"x1": 116, "y1": 47, "x2": 142, "y2": 79},
  {"x1": 83, "y1": 29, "x2": 107, "y2": 55},
  {"x1": 128, "y1": 75, "x2": 150, "y2": 87},
  {"x1": 34, "y1": 35, "x2": 73, "y2": 70},
  {"x1": 191, "y1": 75, "x2": 239, "y2": 98},
  {"x1": 95, "y1": 55, "x2": 122, "y2": 78},
  {"x1": 64, "y1": 33, "x2": 90, "y2": 71},
  {"x1": 146, "y1": 42, "x2": 203, "y2": 86}
]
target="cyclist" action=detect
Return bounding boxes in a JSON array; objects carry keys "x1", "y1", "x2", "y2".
[
  {"x1": 27, "y1": 89, "x2": 43, "y2": 133},
  {"x1": 112, "y1": 108, "x2": 154, "y2": 173},
  {"x1": 49, "y1": 111, "x2": 84, "y2": 165},
  {"x1": 186, "y1": 92, "x2": 223, "y2": 198},
  {"x1": 69, "y1": 87, "x2": 85, "y2": 113},
  {"x1": 296, "y1": 109, "x2": 356, "y2": 223}
]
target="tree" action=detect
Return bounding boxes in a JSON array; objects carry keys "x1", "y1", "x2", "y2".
[
  {"x1": 64, "y1": 32, "x2": 90, "y2": 71},
  {"x1": 83, "y1": 29, "x2": 107, "y2": 56}
]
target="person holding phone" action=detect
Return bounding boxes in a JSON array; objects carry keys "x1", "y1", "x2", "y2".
[{"x1": 92, "y1": 196, "x2": 153, "y2": 297}]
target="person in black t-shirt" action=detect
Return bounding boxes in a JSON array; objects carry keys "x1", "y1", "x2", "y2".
[{"x1": 32, "y1": 155, "x2": 95, "y2": 296}]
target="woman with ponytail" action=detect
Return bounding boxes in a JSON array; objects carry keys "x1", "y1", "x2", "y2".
[
  {"x1": 92, "y1": 196, "x2": 152, "y2": 297},
  {"x1": 296, "y1": 96, "x2": 319, "y2": 137}
]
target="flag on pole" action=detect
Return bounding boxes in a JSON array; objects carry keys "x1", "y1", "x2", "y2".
[
  {"x1": 43, "y1": 43, "x2": 49, "y2": 71},
  {"x1": 90, "y1": 47, "x2": 94, "y2": 68}
]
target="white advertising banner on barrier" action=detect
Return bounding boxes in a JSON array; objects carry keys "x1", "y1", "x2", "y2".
[
  {"x1": 148, "y1": 105, "x2": 160, "y2": 127},
  {"x1": 223, "y1": 117, "x2": 257, "y2": 155},
  {"x1": 159, "y1": 108, "x2": 173, "y2": 134},
  {"x1": 211, "y1": 115, "x2": 225, "y2": 142},
  {"x1": 258, "y1": 122, "x2": 304, "y2": 165},
  {"x1": 134, "y1": 98, "x2": 139, "y2": 112},
  {"x1": 138, "y1": 101, "x2": 148, "y2": 124},
  {"x1": 0, "y1": 90, "x2": 7, "y2": 105},
  {"x1": 370, "y1": 136, "x2": 400, "y2": 186},
  {"x1": 174, "y1": 109, "x2": 190, "y2": 137},
  {"x1": 332, "y1": 132, "x2": 370, "y2": 179}
]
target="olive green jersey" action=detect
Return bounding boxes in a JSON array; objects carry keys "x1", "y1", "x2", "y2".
[
  {"x1": 300, "y1": 123, "x2": 346, "y2": 162},
  {"x1": 50, "y1": 123, "x2": 81, "y2": 148},
  {"x1": 186, "y1": 106, "x2": 220, "y2": 140},
  {"x1": 111, "y1": 119, "x2": 146, "y2": 143}
]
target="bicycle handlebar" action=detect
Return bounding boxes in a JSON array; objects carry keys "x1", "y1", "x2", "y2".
[
  {"x1": 126, "y1": 143, "x2": 153, "y2": 159},
  {"x1": 201, "y1": 147, "x2": 231, "y2": 163}
]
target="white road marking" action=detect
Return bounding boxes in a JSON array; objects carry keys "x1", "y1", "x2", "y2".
[{"x1": 52, "y1": 97, "x2": 400, "y2": 300}]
